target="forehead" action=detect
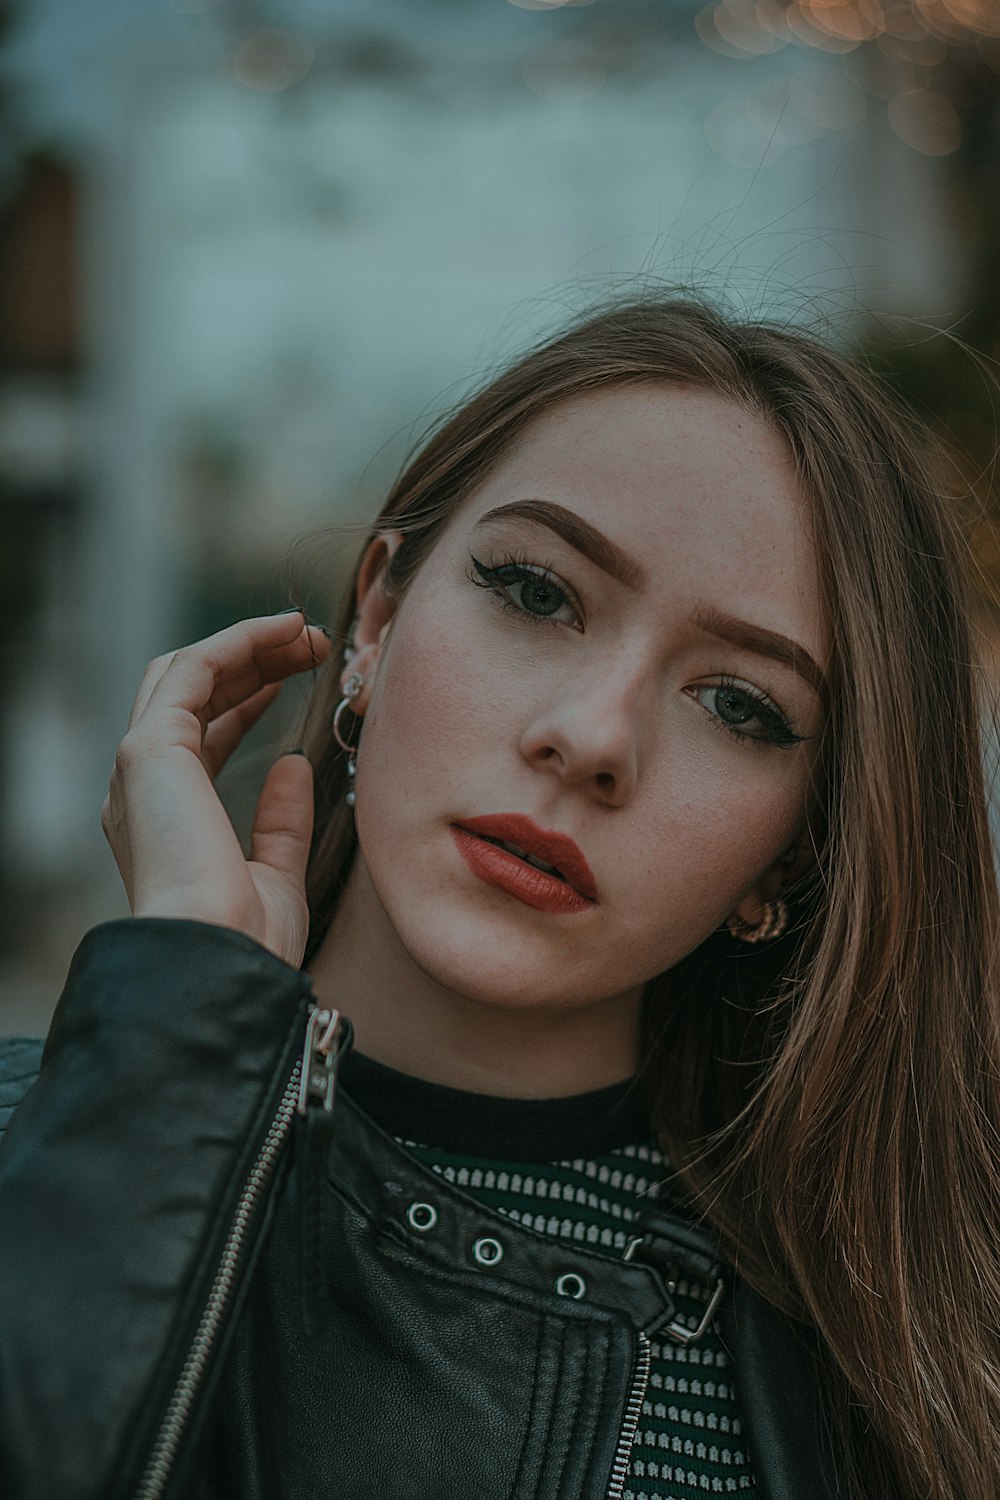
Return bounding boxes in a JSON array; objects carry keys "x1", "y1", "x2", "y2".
[
  {"x1": 454, "y1": 382, "x2": 826, "y2": 659},
  {"x1": 490, "y1": 382, "x2": 802, "y2": 539}
]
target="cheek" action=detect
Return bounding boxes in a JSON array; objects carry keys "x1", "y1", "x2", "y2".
[
  {"x1": 353, "y1": 593, "x2": 508, "y2": 818},
  {"x1": 611, "y1": 760, "x2": 807, "y2": 960}
]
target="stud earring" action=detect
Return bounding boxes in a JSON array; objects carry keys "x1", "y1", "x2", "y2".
[
  {"x1": 726, "y1": 898, "x2": 789, "y2": 944},
  {"x1": 333, "y1": 671, "x2": 364, "y2": 808}
]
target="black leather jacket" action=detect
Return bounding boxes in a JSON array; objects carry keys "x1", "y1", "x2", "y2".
[{"x1": 0, "y1": 919, "x2": 842, "y2": 1500}]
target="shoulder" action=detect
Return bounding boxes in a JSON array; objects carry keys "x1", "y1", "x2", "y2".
[{"x1": 0, "y1": 1037, "x2": 45, "y2": 1138}]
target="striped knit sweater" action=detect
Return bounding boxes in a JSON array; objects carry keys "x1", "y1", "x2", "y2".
[{"x1": 340, "y1": 1052, "x2": 757, "y2": 1500}]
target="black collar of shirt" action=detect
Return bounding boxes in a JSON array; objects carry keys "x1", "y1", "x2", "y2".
[{"x1": 338, "y1": 1050, "x2": 652, "y2": 1162}]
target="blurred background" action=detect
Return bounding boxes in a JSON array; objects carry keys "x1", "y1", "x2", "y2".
[{"x1": 3, "y1": 0, "x2": 1000, "y2": 1035}]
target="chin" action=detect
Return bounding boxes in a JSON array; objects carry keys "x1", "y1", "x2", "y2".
[{"x1": 395, "y1": 910, "x2": 601, "y2": 1011}]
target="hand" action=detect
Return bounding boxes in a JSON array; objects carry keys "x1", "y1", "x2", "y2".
[{"x1": 101, "y1": 611, "x2": 333, "y2": 970}]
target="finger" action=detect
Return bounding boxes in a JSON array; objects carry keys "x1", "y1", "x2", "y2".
[
  {"x1": 126, "y1": 613, "x2": 311, "y2": 731},
  {"x1": 133, "y1": 614, "x2": 331, "y2": 745},
  {"x1": 248, "y1": 750, "x2": 314, "y2": 889},
  {"x1": 127, "y1": 652, "x2": 177, "y2": 732},
  {"x1": 200, "y1": 681, "x2": 284, "y2": 780}
]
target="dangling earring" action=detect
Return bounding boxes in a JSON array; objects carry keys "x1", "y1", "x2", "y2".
[
  {"x1": 333, "y1": 671, "x2": 364, "y2": 808},
  {"x1": 726, "y1": 898, "x2": 789, "y2": 944}
]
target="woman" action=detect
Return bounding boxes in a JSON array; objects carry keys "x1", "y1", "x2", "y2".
[{"x1": 0, "y1": 296, "x2": 997, "y2": 1500}]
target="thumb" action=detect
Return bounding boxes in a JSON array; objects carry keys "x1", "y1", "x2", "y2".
[{"x1": 249, "y1": 750, "x2": 314, "y2": 888}]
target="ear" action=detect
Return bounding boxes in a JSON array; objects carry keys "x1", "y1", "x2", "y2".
[
  {"x1": 724, "y1": 831, "x2": 814, "y2": 933},
  {"x1": 340, "y1": 530, "x2": 405, "y2": 713}
]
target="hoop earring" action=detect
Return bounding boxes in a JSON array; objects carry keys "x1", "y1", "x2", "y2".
[
  {"x1": 726, "y1": 898, "x2": 788, "y2": 944},
  {"x1": 333, "y1": 671, "x2": 364, "y2": 808}
]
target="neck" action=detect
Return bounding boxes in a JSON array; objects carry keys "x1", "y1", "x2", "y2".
[{"x1": 303, "y1": 856, "x2": 643, "y2": 1099}]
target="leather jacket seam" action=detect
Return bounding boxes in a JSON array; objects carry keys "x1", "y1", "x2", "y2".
[
  {"x1": 559, "y1": 1318, "x2": 607, "y2": 1500},
  {"x1": 549, "y1": 1319, "x2": 577, "y2": 1499},
  {"x1": 511, "y1": 1314, "x2": 546, "y2": 1498},
  {"x1": 585, "y1": 1320, "x2": 613, "y2": 1491}
]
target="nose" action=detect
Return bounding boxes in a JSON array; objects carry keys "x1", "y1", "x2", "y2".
[{"x1": 518, "y1": 667, "x2": 642, "y2": 806}]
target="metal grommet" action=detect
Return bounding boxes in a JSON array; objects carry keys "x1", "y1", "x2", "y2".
[
  {"x1": 406, "y1": 1202, "x2": 438, "y2": 1233},
  {"x1": 471, "y1": 1236, "x2": 504, "y2": 1267},
  {"x1": 555, "y1": 1271, "x2": 587, "y2": 1300}
]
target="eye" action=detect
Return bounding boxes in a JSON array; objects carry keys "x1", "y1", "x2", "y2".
[
  {"x1": 469, "y1": 554, "x2": 582, "y2": 629},
  {"x1": 689, "y1": 677, "x2": 804, "y2": 750}
]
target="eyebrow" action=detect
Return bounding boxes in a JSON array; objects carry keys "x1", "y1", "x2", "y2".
[
  {"x1": 691, "y1": 605, "x2": 827, "y2": 702},
  {"x1": 475, "y1": 499, "x2": 646, "y2": 590},
  {"x1": 474, "y1": 497, "x2": 826, "y2": 701}
]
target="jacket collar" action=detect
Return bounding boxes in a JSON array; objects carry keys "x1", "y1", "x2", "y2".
[
  {"x1": 329, "y1": 1080, "x2": 845, "y2": 1500},
  {"x1": 328, "y1": 1083, "x2": 681, "y2": 1337}
]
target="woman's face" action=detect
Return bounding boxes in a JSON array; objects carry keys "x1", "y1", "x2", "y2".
[{"x1": 349, "y1": 383, "x2": 828, "y2": 1012}]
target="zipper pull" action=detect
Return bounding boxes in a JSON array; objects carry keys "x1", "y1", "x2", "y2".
[
  {"x1": 295, "y1": 1004, "x2": 353, "y2": 1339},
  {"x1": 296, "y1": 1005, "x2": 353, "y2": 1116}
]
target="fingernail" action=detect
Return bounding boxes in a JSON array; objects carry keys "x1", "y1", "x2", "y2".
[
  {"x1": 274, "y1": 606, "x2": 304, "y2": 616},
  {"x1": 287, "y1": 747, "x2": 307, "y2": 757},
  {"x1": 318, "y1": 625, "x2": 332, "y2": 639}
]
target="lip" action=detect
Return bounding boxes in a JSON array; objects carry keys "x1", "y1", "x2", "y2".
[{"x1": 451, "y1": 813, "x2": 598, "y2": 911}]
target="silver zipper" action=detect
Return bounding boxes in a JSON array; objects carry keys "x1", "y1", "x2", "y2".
[
  {"x1": 134, "y1": 1007, "x2": 343, "y2": 1500},
  {"x1": 605, "y1": 1330, "x2": 651, "y2": 1500}
]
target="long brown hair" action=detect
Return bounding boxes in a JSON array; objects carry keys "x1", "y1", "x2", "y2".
[{"x1": 289, "y1": 296, "x2": 1000, "y2": 1499}]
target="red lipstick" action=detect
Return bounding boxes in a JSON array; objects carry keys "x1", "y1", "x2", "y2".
[{"x1": 450, "y1": 813, "x2": 598, "y2": 914}]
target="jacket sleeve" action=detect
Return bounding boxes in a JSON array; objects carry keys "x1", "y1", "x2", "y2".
[{"x1": 0, "y1": 917, "x2": 316, "y2": 1500}]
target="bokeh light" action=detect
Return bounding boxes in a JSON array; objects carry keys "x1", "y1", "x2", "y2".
[
  {"x1": 696, "y1": 0, "x2": 1000, "y2": 163},
  {"x1": 696, "y1": 1, "x2": 787, "y2": 56},
  {"x1": 888, "y1": 86, "x2": 962, "y2": 150},
  {"x1": 721, "y1": 1, "x2": 789, "y2": 54},
  {"x1": 232, "y1": 29, "x2": 314, "y2": 94},
  {"x1": 785, "y1": 4, "x2": 861, "y2": 51},
  {"x1": 697, "y1": 0, "x2": 1000, "y2": 54},
  {"x1": 805, "y1": 0, "x2": 884, "y2": 44}
]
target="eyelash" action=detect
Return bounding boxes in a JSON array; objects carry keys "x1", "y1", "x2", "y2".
[
  {"x1": 467, "y1": 551, "x2": 805, "y2": 750},
  {"x1": 697, "y1": 675, "x2": 804, "y2": 751},
  {"x1": 468, "y1": 552, "x2": 584, "y2": 630}
]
